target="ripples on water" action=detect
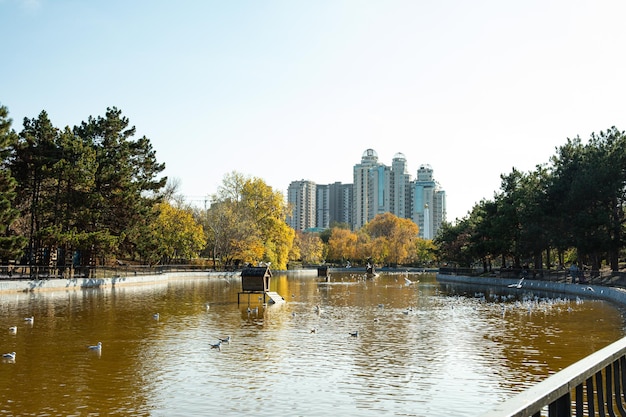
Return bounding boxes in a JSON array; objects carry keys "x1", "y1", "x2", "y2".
[{"x1": 0, "y1": 272, "x2": 624, "y2": 416}]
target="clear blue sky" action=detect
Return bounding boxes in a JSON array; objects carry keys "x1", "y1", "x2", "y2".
[{"x1": 2, "y1": 0, "x2": 625, "y2": 221}]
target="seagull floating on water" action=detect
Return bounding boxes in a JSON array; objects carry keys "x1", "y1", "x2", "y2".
[
  {"x1": 349, "y1": 331, "x2": 359, "y2": 337},
  {"x1": 219, "y1": 336, "x2": 231, "y2": 344},
  {"x1": 88, "y1": 342, "x2": 102, "y2": 350},
  {"x1": 24, "y1": 316, "x2": 34, "y2": 323},
  {"x1": 153, "y1": 313, "x2": 160, "y2": 320},
  {"x1": 2, "y1": 352, "x2": 16, "y2": 360},
  {"x1": 8, "y1": 326, "x2": 17, "y2": 333},
  {"x1": 210, "y1": 340, "x2": 222, "y2": 351}
]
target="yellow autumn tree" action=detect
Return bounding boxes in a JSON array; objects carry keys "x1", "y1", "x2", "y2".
[
  {"x1": 364, "y1": 213, "x2": 419, "y2": 266},
  {"x1": 293, "y1": 231, "x2": 325, "y2": 264},
  {"x1": 207, "y1": 172, "x2": 294, "y2": 270},
  {"x1": 327, "y1": 228, "x2": 358, "y2": 263},
  {"x1": 138, "y1": 202, "x2": 206, "y2": 264}
]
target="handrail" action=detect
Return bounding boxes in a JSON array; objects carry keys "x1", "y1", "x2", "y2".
[{"x1": 480, "y1": 336, "x2": 626, "y2": 417}]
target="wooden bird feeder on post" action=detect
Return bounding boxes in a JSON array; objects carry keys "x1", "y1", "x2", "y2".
[{"x1": 238, "y1": 265, "x2": 284, "y2": 305}]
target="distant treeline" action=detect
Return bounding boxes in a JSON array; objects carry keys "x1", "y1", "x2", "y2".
[
  {"x1": 435, "y1": 127, "x2": 626, "y2": 273},
  {"x1": 0, "y1": 104, "x2": 168, "y2": 269}
]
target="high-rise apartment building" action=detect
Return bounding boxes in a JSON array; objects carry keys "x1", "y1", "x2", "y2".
[
  {"x1": 391, "y1": 153, "x2": 411, "y2": 219},
  {"x1": 368, "y1": 164, "x2": 392, "y2": 220},
  {"x1": 287, "y1": 150, "x2": 446, "y2": 238},
  {"x1": 353, "y1": 149, "x2": 379, "y2": 229},
  {"x1": 411, "y1": 164, "x2": 446, "y2": 239},
  {"x1": 315, "y1": 182, "x2": 353, "y2": 229},
  {"x1": 287, "y1": 180, "x2": 316, "y2": 231},
  {"x1": 315, "y1": 184, "x2": 330, "y2": 229}
]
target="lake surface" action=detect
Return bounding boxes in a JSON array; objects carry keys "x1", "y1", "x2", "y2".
[{"x1": 0, "y1": 272, "x2": 624, "y2": 416}]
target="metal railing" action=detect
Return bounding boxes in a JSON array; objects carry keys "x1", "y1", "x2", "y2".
[
  {"x1": 481, "y1": 333, "x2": 626, "y2": 416},
  {"x1": 439, "y1": 267, "x2": 626, "y2": 288},
  {"x1": 0, "y1": 264, "x2": 213, "y2": 280}
]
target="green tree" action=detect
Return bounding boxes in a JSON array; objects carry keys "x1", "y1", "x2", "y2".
[
  {"x1": 9, "y1": 107, "x2": 166, "y2": 270},
  {"x1": 137, "y1": 202, "x2": 206, "y2": 264},
  {"x1": 73, "y1": 107, "x2": 167, "y2": 263},
  {"x1": 10, "y1": 110, "x2": 60, "y2": 266},
  {"x1": 433, "y1": 219, "x2": 474, "y2": 267},
  {"x1": 413, "y1": 238, "x2": 437, "y2": 266},
  {"x1": 549, "y1": 128, "x2": 626, "y2": 272},
  {"x1": 0, "y1": 104, "x2": 26, "y2": 261}
]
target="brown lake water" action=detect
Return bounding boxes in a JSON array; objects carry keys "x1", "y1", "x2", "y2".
[{"x1": 0, "y1": 272, "x2": 624, "y2": 416}]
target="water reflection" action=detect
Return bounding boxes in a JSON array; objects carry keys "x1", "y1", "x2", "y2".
[{"x1": 0, "y1": 272, "x2": 623, "y2": 416}]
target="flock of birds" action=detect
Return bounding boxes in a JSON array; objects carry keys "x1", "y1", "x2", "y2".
[
  {"x1": 2, "y1": 305, "x2": 231, "y2": 360},
  {"x1": 3, "y1": 271, "x2": 586, "y2": 362},
  {"x1": 3, "y1": 316, "x2": 35, "y2": 361},
  {"x1": 3, "y1": 315, "x2": 104, "y2": 361}
]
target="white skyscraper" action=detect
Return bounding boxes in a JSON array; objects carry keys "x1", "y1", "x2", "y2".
[
  {"x1": 368, "y1": 164, "x2": 392, "y2": 220},
  {"x1": 391, "y1": 152, "x2": 411, "y2": 219},
  {"x1": 411, "y1": 164, "x2": 445, "y2": 239},
  {"x1": 353, "y1": 149, "x2": 379, "y2": 229},
  {"x1": 287, "y1": 180, "x2": 316, "y2": 231}
]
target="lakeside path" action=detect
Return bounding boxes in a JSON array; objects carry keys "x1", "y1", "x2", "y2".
[
  {"x1": 436, "y1": 273, "x2": 626, "y2": 306},
  {"x1": 0, "y1": 269, "x2": 321, "y2": 294}
]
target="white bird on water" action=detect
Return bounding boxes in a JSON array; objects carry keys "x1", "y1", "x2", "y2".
[
  {"x1": 153, "y1": 313, "x2": 160, "y2": 320},
  {"x1": 211, "y1": 340, "x2": 222, "y2": 351},
  {"x1": 349, "y1": 331, "x2": 359, "y2": 337},
  {"x1": 219, "y1": 336, "x2": 231, "y2": 344},
  {"x1": 8, "y1": 326, "x2": 17, "y2": 334},
  {"x1": 24, "y1": 316, "x2": 34, "y2": 324},
  {"x1": 2, "y1": 352, "x2": 16, "y2": 360},
  {"x1": 88, "y1": 342, "x2": 102, "y2": 351}
]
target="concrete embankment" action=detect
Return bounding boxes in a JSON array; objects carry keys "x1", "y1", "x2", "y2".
[
  {"x1": 0, "y1": 269, "x2": 319, "y2": 294},
  {"x1": 436, "y1": 273, "x2": 626, "y2": 306}
]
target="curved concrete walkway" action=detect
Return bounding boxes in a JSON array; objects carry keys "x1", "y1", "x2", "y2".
[
  {"x1": 0, "y1": 271, "x2": 234, "y2": 294},
  {"x1": 0, "y1": 268, "x2": 321, "y2": 294},
  {"x1": 436, "y1": 273, "x2": 626, "y2": 305}
]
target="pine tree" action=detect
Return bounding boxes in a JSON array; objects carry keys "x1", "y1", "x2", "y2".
[{"x1": 0, "y1": 104, "x2": 27, "y2": 262}]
